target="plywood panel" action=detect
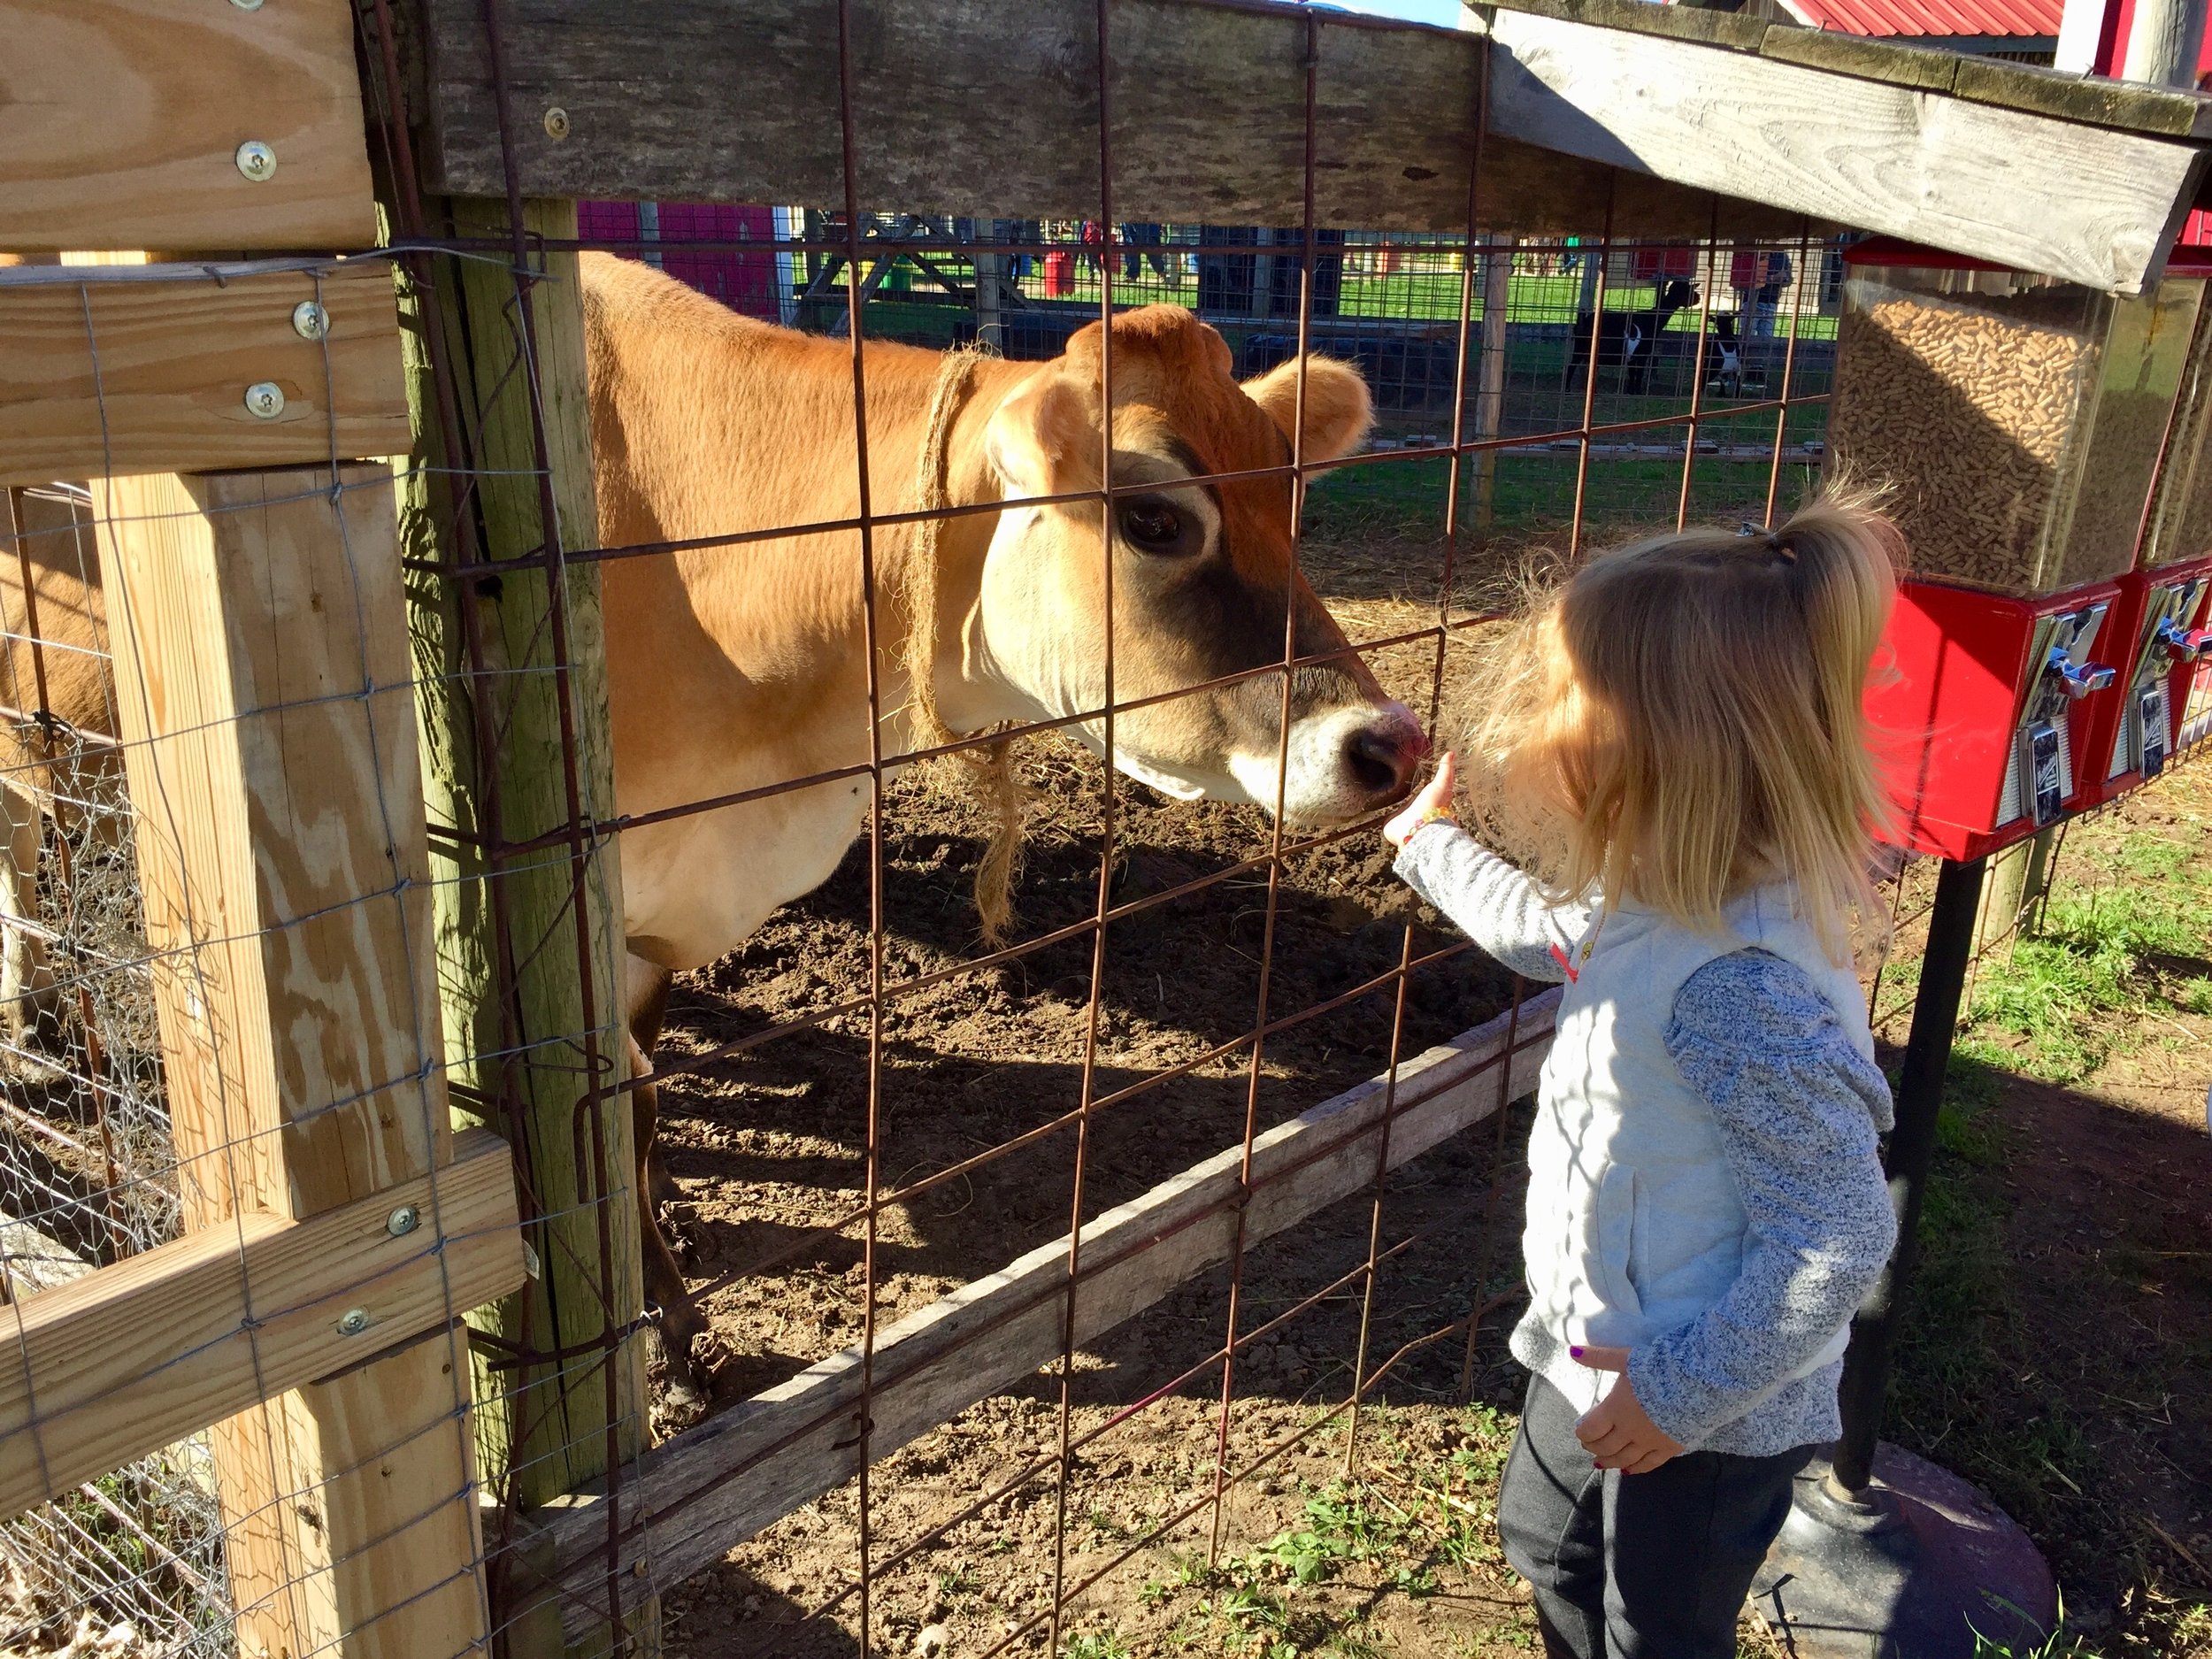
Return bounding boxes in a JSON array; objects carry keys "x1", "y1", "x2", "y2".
[
  {"x1": 0, "y1": 263, "x2": 405, "y2": 488},
  {"x1": 0, "y1": 0, "x2": 377, "y2": 253}
]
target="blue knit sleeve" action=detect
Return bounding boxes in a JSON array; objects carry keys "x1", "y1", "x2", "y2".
[
  {"x1": 1390, "y1": 822, "x2": 1589, "y2": 982},
  {"x1": 1626, "y1": 948, "x2": 1898, "y2": 1449}
]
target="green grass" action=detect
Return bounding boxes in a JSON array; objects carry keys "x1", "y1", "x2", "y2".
[
  {"x1": 1300, "y1": 452, "x2": 1823, "y2": 553},
  {"x1": 1960, "y1": 830, "x2": 2212, "y2": 1083},
  {"x1": 805, "y1": 250, "x2": 1842, "y2": 338}
]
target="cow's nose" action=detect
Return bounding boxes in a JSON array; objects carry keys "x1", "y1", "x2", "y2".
[{"x1": 1343, "y1": 715, "x2": 1426, "y2": 803}]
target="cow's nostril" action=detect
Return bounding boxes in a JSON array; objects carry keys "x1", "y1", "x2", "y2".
[{"x1": 1346, "y1": 726, "x2": 1412, "y2": 796}]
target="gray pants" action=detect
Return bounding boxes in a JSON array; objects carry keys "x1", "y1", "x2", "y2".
[{"x1": 1497, "y1": 1375, "x2": 1812, "y2": 1659}]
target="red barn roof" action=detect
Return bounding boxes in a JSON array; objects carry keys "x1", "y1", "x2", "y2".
[{"x1": 1780, "y1": 0, "x2": 2061, "y2": 38}]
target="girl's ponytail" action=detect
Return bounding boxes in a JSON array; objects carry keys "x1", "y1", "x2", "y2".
[{"x1": 1452, "y1": 484, "x2": 1907, "y2": 963}]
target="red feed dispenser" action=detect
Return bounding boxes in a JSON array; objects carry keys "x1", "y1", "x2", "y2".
[
  {"x1": 1832, "y1": 240, "x2": 2208, "y2": 857},
  {"x1": 2079, "y1": 265, "x2": 2212, "y2": 795}
]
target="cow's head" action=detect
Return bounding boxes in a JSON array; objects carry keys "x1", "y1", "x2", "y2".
[{"x1": 965, "y1": 306, "x2": 1424, "y2": 825}]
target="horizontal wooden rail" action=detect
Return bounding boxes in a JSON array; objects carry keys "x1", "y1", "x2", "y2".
[
  {"x1": 404, "y1": 0, "x2": 2210, "y2": 284},
  {"x1": 536, "y1": 987, "x2": 1562, "y2": 1640},
  {"x1": 0, "y1": 0, "x2": 377, "y2": 253},
  {"x1": 0, "y1": 262, "x2": 406, "y2": 488},
  {"x1": 410, "y1": 0, "x2": 1799, "y2": 239},
  {"x1": 0, "y1": 1128, "x2": 525, "y2": 1523}
]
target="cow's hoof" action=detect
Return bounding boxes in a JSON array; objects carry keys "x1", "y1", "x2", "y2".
[{"x1": 653, "y1": 1373, "x2": 710, "y2": 1435}]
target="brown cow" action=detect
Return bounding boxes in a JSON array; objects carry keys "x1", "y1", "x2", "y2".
[
  {"x1": 582, "y1": 255, "x2": 1424, "y2": 1397},
  {"x1": 0, "y1": 265, "x2": 1426, "y2": 1409}
]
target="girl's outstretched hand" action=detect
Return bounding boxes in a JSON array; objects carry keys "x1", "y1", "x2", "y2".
[
  {"x1": 1567, "y1": 1345, "x2": 1685, "y2": 1475},
  {"x1": 1383, "y1": 750, "x2": 1458, "y2": 849}
]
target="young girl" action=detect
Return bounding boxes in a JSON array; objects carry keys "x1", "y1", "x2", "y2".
[{"x1": 1383, "y1": 492, "x2": 1905, "y2": 1659}]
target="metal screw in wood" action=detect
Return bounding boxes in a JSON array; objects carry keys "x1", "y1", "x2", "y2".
[
  {"x1": 243, "y1": 382, "x2": 285, "y2": 419},
  {"x1": 234, "y1": 141, "x2": 277, "y2": 182},
  {"x1": 542, "y1": 106, "x2": 571, "y2": 141},
  {"x1": 386, "y1": 1204, "x2": 420, "y2": 1238},
  {"x1": 291, "y1": 300, "x2": 328, "y2": 342},
  {"x1": 335, "y1": 1308, "x2": 371, "y2": 1337}
]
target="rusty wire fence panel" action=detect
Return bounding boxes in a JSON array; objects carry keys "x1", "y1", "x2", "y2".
[{"x1": 335, "y1": 1, "x2": 1860, "y2": 1651}]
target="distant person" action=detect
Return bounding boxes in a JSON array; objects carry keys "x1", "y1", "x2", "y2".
[
  {"x1": 1121, "y1": 221, "x2": 1172, "y2": 281},
  {"x1": 1755, "y1": 250, "x2": 1794, "y2": 340},
  {"x1": 1010, "y1": 219, "x2": 1041, "y2": 282}
]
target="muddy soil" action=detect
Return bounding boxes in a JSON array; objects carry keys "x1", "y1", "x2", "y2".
[{"x1": 643, "y1": 530, "x2": 1550, "y2": 1654}]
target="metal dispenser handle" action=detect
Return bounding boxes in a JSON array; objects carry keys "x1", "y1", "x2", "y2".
[
  {"x1": 2045, "y1": 644, "x2": 2115, "y2": 699},
  {"x1": 2153, "y1": 617, "x2": 2212, "y2": 662}
]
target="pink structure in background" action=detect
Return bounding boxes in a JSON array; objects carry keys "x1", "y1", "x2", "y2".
[{"x1": 578, "y1": 202, "x2": 782, "y2": 320}]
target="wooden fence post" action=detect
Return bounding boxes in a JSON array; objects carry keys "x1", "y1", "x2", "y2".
[
  {"x1": 389, "y1": 196, "x2": 653, "y2": 1653},
  {"x1": 95, "y1": 464, "x2": 494, "y2": 1659}
]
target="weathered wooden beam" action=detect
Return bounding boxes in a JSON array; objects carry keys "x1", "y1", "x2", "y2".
[
  {"x1": 0, "y1": 0, "x2": 378, "y2": 254},
  {"x1": 534, "y1": 987, "x2": 1563, "y2": 1641},
  {"x1": 1472, "y1": 0, "x2": 2212, "y2": 140},
  {"x1": 408, "y1": 0, "x2": 1803, "y2": 238},
  {"x1": 407, "y1": 0, "x2": 2211, "y2": 278},
  {"x1": 1471, "y1": 4, "x2": 2208, "y2": 293},
  {"x1": 0, "y1": 262, "x2": 407, "y2": 490},
  {"x1": 0, "y1": 1129, "x2": 522, "y2": 1525},
  {"x1": 97, "y1": 464, "x2": 499, "y2": 1659}
]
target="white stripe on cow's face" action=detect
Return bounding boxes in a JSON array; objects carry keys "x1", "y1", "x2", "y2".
[{"x1": 971, "y1": 342, "x2": 1419, "y2": 826}]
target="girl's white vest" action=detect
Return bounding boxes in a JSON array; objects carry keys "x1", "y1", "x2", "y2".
[{"x1": 1520, "y1": 882, "x2": 1875, "y2": 1417}]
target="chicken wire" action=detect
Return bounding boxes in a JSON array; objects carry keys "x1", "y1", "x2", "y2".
[{"x1": 0, "y1": 483, "x2": 231, "y2": 1657}]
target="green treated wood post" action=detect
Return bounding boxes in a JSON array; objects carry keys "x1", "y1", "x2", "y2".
[{"x1": 389, "y1": 196, "x2": 654, "y2": 1656}]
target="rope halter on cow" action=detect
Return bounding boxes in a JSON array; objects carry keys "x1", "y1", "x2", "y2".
[{"x1": 899, "y1": 344, "x2": 1031, "y2": 945}]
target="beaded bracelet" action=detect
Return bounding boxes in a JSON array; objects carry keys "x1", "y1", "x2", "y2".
[{"x1": 1400, "y1": 804, "x2": 1460, "y2": 840}]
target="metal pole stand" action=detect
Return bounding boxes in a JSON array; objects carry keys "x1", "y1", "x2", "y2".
[{"x1": 1754, "y1": 855, "x2": 2058, "y2": 1658}]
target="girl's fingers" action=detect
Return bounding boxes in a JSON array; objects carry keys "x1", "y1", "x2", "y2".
[
  {"x1": 1568, "y1": 1344, "x2": 1631, "y2": 1372},
  {"x1": 1578, "y1": 1421, "x2": 1634, "y2": 1460}
]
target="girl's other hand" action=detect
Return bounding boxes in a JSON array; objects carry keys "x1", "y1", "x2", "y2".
[
  {"x1": 1383, "y1": 750, "x2": 1458, "y2": 849},
  {"x1": 1567, "y1": 1344, "x2": 1685, "y2": 1475}
]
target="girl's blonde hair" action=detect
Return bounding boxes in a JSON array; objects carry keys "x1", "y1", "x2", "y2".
[{"x1": 1461, "y1": 486, "x2": 1904, "y2": 962}]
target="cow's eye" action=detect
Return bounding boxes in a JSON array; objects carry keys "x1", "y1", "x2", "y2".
[{"x1": 1118, "y1": 498, "x2": 1190, "y2": 555}]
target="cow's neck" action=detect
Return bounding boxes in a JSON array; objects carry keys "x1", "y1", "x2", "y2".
[{"x1": 889, "y1": 358, "x2": 1033, "y2": 744}]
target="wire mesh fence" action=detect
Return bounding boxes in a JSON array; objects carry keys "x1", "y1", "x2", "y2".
[
  {"x1": 342, "y1": 0, "x2": 1854, "y2": 1639},
  {"x1": 0, "y1": 4, "x2": 2193, "y2": 1657}
]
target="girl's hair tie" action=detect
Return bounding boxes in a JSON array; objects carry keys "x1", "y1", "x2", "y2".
[{"x1": 1738, "y1": 521, "x2": 1798, "y2": 564}]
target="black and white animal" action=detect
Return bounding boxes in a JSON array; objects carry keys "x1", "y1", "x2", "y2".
[
  {"x1": 1569, "y1": 279, "x2": 1698, "y2": 396},
  {"x1": 1701, "y1": 312, "x2": 1767, "y2": 399}
]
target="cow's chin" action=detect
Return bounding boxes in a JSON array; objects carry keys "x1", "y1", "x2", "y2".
[{"x1": 1222, "y1": 750, "x2": 1377, "y2": 826}]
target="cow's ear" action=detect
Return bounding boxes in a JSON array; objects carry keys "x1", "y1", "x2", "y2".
[
  {"x1": 1242, "y1": 355, "x2": 1373, "y2": 464},
  {"x1": 986, "y1": 372, "x2": 1096, "y2": 499}
]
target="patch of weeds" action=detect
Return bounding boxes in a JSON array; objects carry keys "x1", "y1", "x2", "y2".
[
  {"x1": 1450, "y1": 1616, "x2": 1540, "y2": 1653},
  {"x1": 1062, "y1": 1632, "x2": 1133, "y2": 1659}
]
